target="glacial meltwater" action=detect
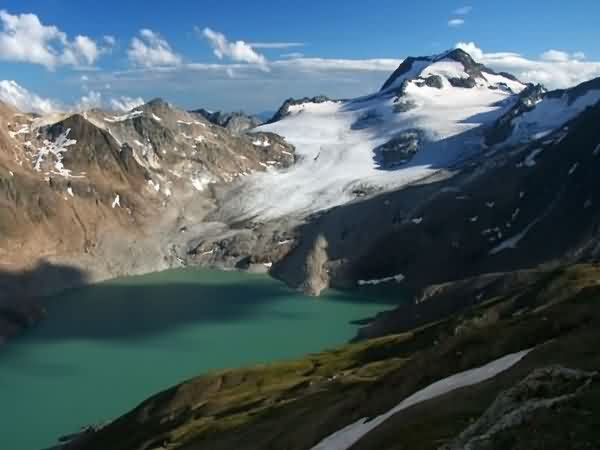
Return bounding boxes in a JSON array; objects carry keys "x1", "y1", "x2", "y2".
[{"x1": 0, "y1": 268, "x2": 398, "y2": 450}]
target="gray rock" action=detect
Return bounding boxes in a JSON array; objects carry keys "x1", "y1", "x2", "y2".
[
  {"x1": 192, "y1": 108, "x2": 262, "y2": 134},
  {"x1": 424, "y1": 75, "x2": 444, "y2": 89},
  {"x1": 440, "y1": 366, "x2": 598, "y2": 450},
  {"x1": 448, "y1": 77, "x2": 477, "y2": 89},
  {"x1": 374, "y1": 129, "x2": 424, "y2": 169},
  {"x1": 267, "y1": 96, "x2": 334, "y2": 123}
]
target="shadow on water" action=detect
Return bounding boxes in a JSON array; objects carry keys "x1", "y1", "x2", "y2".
[
  {"x1": 0, "y1": 261, "x2": 89, "y2": 331},
  {"x1": 1, "y1": 263, "x2": 402, "y2": 345}
]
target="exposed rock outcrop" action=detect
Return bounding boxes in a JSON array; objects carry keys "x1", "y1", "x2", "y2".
[{"x1": 441, "y1": 366, "x2": 598, "y2": 450}]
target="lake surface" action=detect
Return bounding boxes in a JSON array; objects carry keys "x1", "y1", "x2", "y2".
[{"x1": 0, "y1": 268, "x2": 398, "y2": 450}]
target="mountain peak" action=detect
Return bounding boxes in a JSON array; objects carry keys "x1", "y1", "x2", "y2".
[{"x1": 380, "y1": 48, "x2": 524, "y2": 94}]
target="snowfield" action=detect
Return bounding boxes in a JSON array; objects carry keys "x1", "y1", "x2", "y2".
[
  {"x1": 311, "y1": 349, "x2": 533, "y2": 450},
  {"x1": 507, "y1": 88, "x2": 600, "y2": 145},
  {"x1": 219, "y1": 60, "x2": 525, "y2": 221}
]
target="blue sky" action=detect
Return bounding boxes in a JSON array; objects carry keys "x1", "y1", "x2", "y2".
[{"x1": 1, "y1": 0, "x2": 600, "y2": 113}]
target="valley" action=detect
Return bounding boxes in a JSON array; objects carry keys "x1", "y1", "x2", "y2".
[
  {"x1": 0, "y1": 268, "x2": 396, "y2": 450},
  {"x1": 2, "y1": 39, "x2": 600, "y2": 450}
]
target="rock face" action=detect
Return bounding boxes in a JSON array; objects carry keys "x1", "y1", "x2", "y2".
[
  {"x1": 380, "y1": 48, "x2": 525, "y2": 95},
  {"x1": 373, "y1": 129, "x2": 424, "y2": 169},
  {"x1": 191, "y1": 108, "x2": 262, "y2": 134},
  {"x1": 441, "y1": 366, "x2": 598, "y2": 450},
  {"x1": 267, "y1": 95, "x2": 334, "y2": 123},
  {"x1": 0, "y1": 99, "x2": 295, "y2": 341},
  {"x1": 273, "y1": 85, "x2": 600, "y2": 298}
]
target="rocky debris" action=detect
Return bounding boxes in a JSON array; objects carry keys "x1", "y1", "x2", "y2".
[
  {"x1": 373, "y1": 129, "x2": 424, "y2": 169},
  {"x1": 302, "y1": 234, "x2": 330, "y2": 295},
  {"x1": 441, "y1": 366, "x2": 598, "y2": 450},
  {"x1": 192, "y1": 108, "x2": 262, "y2": 134},
  {"x1": 267, "y1": 95, "x2": 334, "y2": 123}
]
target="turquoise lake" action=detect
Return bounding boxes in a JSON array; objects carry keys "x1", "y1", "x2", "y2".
[{"x1": 0, "y1": 268, "x2": 398, "y2": 450}]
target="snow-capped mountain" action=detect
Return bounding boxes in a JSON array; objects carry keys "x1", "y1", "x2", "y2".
[
  {"x1": 218, "y1": 48, "x2": 528, "y2": 221},
  {"x1": 3, "y1": 48, "x2": 600, "y2": 337},
  {"x1": 0, "y1": 97, "x2": 295, "y2": 340},
  {"x1": 20, "y1": 49, "x2": 600, "y2": 450}
]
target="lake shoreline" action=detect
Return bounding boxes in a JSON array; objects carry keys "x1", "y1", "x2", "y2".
[{"x1": 0, "y1": 268, "x2": 398, "y2": 450}]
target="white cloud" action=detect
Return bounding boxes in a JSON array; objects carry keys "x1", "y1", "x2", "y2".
[
  {"x1": 65, "y1": 35, "x2": 99, "y2": 65},
  {"x1": 540, "y1": 49, "x2": 587, "y2": 63},
  {"x1": 128, "y1": 29, "x2": 182, "y2": 68},
  {"x1": 0, "y1": 10, "x2": 101, "y2": 69},
  {"x1": 455, "y1": 41, "x2": 600, "y2": 89},
  {"x1": 448, "y1": 18, "x2": 465, "y2": 27},
  {"x1": 249, "y1": 42, "x2": 304, "y2": 49},
  {"x1": 0, "y1": 80, "x2": 61, "y2": 113},
  {"x1": 109, "y1": 96, "x2": 145, "y2": 112},
  {"x1": 76, "y1": 90, "x2": 103, "y2": 111},
  {"x1": 103, "y1": 35, "x2": 116, "y2": 47},
  {"x1": 454, "y1": 6, "x2": 472, "y2": 15},
  {"x1": 201, "y1": 27, "x2": 268, "y2": 69},
  {"x1": 0, "y1": 79, "x2": 146, "y2": 114},
  {"x1": 273, "y1": 57, "x2": 402, "y2": 72},
  {"x1": 280, "y1": 52, "x2": 305, "y2": 59}
]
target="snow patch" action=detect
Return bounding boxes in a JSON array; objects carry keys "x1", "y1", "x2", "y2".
[
  {"x1": 507, "y1": 89, "x2": 600, "y2": 146},
  {"x1": 112, "y1": 194, "x2": 121, "y2": 208},
  {"x1": 490, "y1": 216, "x2": 542, "y2": 255},
  {"x1": 191, "y1": 175, "x2": 213, "y2": 192},
  {"x1": 357, "y1": 273, "x2": 405, "y2": 286},
  {"x1": 523, "y1": 148, "x2": 543, "y2": 167},
  {"x1": 33, "y1": 129, "x2": 79, "y2": 178},
  {"x1": 104, "y1": 110, "x2": 144, "y2": 123},
  {"x1": 568, "y1": 163, "x2": 578, "y2": 175},
  {"x1": 8, "y1": 125, "x2": 29, "y2": 138},
  {"x1": 311, "y1": 349, "x2": 533, "y2": 450},
  {"x1": 252, "y1": 137, "x2": 271, "y2": 147}
]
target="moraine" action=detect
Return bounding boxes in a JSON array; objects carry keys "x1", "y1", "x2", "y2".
[{"x1": 0, "y1": 268, "x2": 397, "y2": 450}]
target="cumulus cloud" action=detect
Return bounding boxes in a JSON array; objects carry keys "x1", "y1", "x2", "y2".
[
  {"x1": 103, "y1": 35, "x2": 117, "y2": 47},
  {"x1": 455, "y1": 41, "x2": 600, "y2": 89},
  {"x1": 109, "y1": 96, "x2": 145, "y2": 112},
  {"x1": 0, "y1": 10, "x2": 101, "y2": 69},
  {"x1": 76, "y1": 90, "x2": 103, "y2": 111},
  {"x1": 540, "y1": 49, "x2": 587, "y2": 63},
  {"x1": 0, "y1": 80, "x2": 61, "y2": 113},
  {"x1": 448, "y1": 18, "x2": 465, "y2": 27},
  {"x1": 0, "y1": 78, "x2": 147, "y2": 114},
  {"x1": 128, "y1": 29, "x2": 182, "y2": 68},
  {"x1": 201, "y1": 27, "x2": 268, "y2": 69}
]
